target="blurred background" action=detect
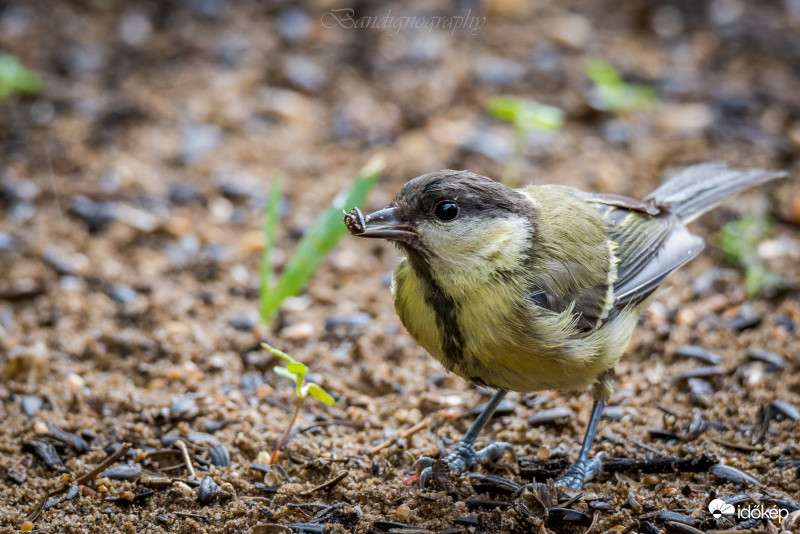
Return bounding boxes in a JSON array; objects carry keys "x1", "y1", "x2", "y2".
[{"x1": 2, "y1": 1, "x2": 800, "y2": 532}]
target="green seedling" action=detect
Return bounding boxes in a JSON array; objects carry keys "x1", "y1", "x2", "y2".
[
  {"x1": 585, "y1": 58, "x2": 657, "y2": 112},
  {"x1": 0, "y1": 53, "x2": 42, "y2": 102},
  {"x1": 262, "y1": 342, "x2": 335, "y2": 464},
  {"x1": 486, "y1": 96, "x2": 564, "y2": 187},
  {"x1": 720, "y1": 215, "x2": 782, "y2": 297},
  {"x1": 260, "y1": 156, "x2": 383, "y2": 324}
]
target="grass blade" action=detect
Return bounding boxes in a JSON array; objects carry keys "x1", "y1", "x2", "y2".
[
  {"x1": 0, "y1": 53, "x2": 42, "y2": 101},
  {"x1": 261, "y1": 156, "x2": 384, "y2": 322},
  {"x1": 260, "y1": 177, "x2": 283, "y2": 323}
]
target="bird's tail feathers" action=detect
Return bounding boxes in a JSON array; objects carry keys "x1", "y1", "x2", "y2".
[{"x1": 644, "y1": 162, "x2": 788, "y2": 223}]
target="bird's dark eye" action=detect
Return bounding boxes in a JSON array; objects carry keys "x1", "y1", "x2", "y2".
[{"x1": 434, "y1": 200, "x2": 459, "y2": 221}]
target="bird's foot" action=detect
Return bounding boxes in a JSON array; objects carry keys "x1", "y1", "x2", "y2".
[
  {"x1": 414, "y1": 441, "x2": 514, "y2": 488},
  {"x1": 554, "y1": 452, "x2": 605, "y2": 489}
]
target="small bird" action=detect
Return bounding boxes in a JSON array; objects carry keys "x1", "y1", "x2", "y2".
[{"x1": 344, "y1": 162, "x2": 786, "y2": 489}]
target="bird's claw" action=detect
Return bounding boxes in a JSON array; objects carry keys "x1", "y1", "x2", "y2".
[
  {"x1": 413, "y1": 441, "x2": 514, "y2": 488},
  {"x1": 555, "y1": 451, "x2": 606, "y2": 489}
]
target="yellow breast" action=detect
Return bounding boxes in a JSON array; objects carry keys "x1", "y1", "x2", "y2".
[{"x1": 392, "y1": 257, "x2": 639, "y2": 394}]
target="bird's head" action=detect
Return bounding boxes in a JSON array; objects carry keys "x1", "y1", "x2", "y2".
[{"x1": 345, "y1": 170, "x2": 537, "y2": 276}]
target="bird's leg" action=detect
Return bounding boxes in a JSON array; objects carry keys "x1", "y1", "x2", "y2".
[
  {"x1": 414, "y1": 389, "x2": 513, "y2": 487},
  {"x1": 555, "y1": 398, "x2": 606, "y2": 489}
]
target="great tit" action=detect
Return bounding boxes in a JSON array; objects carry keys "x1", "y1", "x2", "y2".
[{"x1": 345, "y1": 162, "x2": 786, "y2": 489}]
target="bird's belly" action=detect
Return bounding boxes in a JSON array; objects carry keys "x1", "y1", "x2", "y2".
[
  {"x1": 392, "y1": 261, "x2": 639, "y2": 394},
  {"x1": 453, "y1": 304, "x2": 639, "y2": 393}
]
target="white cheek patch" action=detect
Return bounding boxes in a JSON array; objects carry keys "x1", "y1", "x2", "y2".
[{"x1": 422, "y1": 215, "x2": 533, "y2": 275}]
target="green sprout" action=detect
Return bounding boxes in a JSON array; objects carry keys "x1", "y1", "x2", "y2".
[
  {"x1": 262, "y1": 343, "x2": 335, "y2": 464},
  {"x1": 720, "y1": 215, "x2": 782, "y2": 297},
  {"x1": 585, "y1": 58, "x2": 657, "y2": 112},
  {"x1": 0, "y1": 53, "x2": 42, "y2": 103},
  {"x1": 486, "y1": 96, "x2": 564, "y2": 187},
  {"x1": 260, "y1": 156, "x2": 383, "y2": 324}
]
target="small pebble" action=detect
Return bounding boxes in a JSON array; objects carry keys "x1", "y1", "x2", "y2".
[
  {"x1": 174, "y1": 481, "x2": 193, "y2": 497},
  {"x1": 24, "y1": 440, "x2": 66, "y2": 471},
  {"x1": 0, "y1": 231, "x2": 16, "y2": 251},
  {"x1": 550, "y1": 13, "x2": 592, "y2": 49},
  {"x1": 770, "y1": 400, "x2": 800, "y2": 421},
  {"x1": 209, "y1": 444, "x2": 230, "y2": 467},
  {"x1": 470, "y1": 399, "x2": 515, "y2": 418},
  {"x1": 65, "y1": 373, "x2": 85, "y2": 392},
  {"x1": 7, "y1": 464, "x2": 27, "y2": 484},
  {"x1": 65, "y1": 484, "x2": 80, "y2": 500},
  {"x1": 747, "y1": 348, "x2": 785, "y2": 370},
  {"x1": 198, "y1": 476, "x2": 218, "y2": 505},
  {"x1": 657, "y1": 103, "x2": 714, "y2": 135},
  {"x1": 776, "y1": 316, "x2": 795, "y2": 331},
  {"x1": 108, "y1": 284, "x2": 137, "y2": 303},
  {"x1": 673, "y1": 367, "x2": 725, "y2": 382},
  {"x1": 22, "y1": 396, "x2": 43, "y2": 417},
  {"x1": 602, "y1": 405, "x2": 626, "y2": 420},
  {"x1": 536, "y1": 445, "x2": 551, "y2": 461},
  {"x1": 627, "y1": 493, "x2": 643, "y2": 513},
  {"x1": 170, "y1": 395, "x2": 199, "y2": 419},
  {"x1": 284, "y1": 56, "x2": 327, "y2": 92},
  {"x1": 101, "y1": 464, "x2": 142, "y2": 480},
  {"x1": 181, "y1": 124, "x2": 223, "y2": 163},
  {"x1": 648, "y1": 428, "x2": 680, "y2": 441},
  {"x1": 588, "y1": 502, "x2": 613, "y2": 513},
  {"x1": 709, "y1": 0, "x2": 745, "y2": 25},
  {"x1": 229, "y1": 315, "x2": 256, "y2": 331},
  {"x1": 463, "y1": 125, "x2": 513, "y2": 162},
  {"x1": 70, "y1": 196, "x2": 114, "y2": 233},
  {"x1": 643, "y1": 474, "x2": 660, "y2": 486},
  {"x1": 204, "y1": 420, "x2": 226, "y2": 433},
  {"x1": 187, "y1": 0, "x2": 225, "y2": 18},
  {"x1": 281, "y1": 322, "x2": 314, "y2": 341},
  {"x1": 20, "y1": 521, "x2": 34, "y2": 532},
  {"x1": 688, "y1": 378, "x2": 714, "y2": 399},
  {"x1": 651, "y1": 4, "x2": 684, "y2": 38},
  {"x1": 729, "y1": 310, "x2": 763, "y2": 332},
  {"x1": 169, "y1": 183, "x2": 202, "y2": 205},
  {"x1": 119, "y1": 10, "x2": 152, "y2": 46},
  {"x1": 473, "y1": 55, "x2": 526, "y2": 85},
  {"x1": 112, "y1": 203, "x2": 160, "y2": 232},
  {"x1": 188, "y1": 431, "x2": 219, "y2": 445},
  {"x1": 61, "y1": 42, "x2": 106, "y2": 74},
  {"x1": 601, "y1": 120, "x2": 630, "y2": 145},
  {"x1": 47, "y1": 423, "x2": 88, "y2": 453},
  {"x1": 325, "y1": 313, "x2": 371, "y2": 331},
  {"x1": 655, "y1": 510, "x2": 696, "y2": 525},
  {"x1": 43, "y1": 247, "x2": 79, "y2": 276},
  {"x1": 396, "y1": 503, "x2": 411, "y2": 521},
  {"x1": 709, "y1": 464, "x2": 760, "y2": 486},
  {"x1": 527, "y1": 407, "x2": 572, "y2": 425},
  {"x1": 277, "y1": 8, "x2": 310, "y2": 42},
  {"x1": 3, "y1": 342, "x2": 50, "y2": 382},
  {"x1": 674, "y1": 345, "x2": 721, "y2": 365}
]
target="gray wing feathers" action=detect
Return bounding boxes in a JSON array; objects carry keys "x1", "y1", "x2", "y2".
[
  {"x1": 644, "y1": 162, "x2": 787, "y2": 223},
  {"x1": 612, "y1": 223, "x2": 704, "y2": 307}
]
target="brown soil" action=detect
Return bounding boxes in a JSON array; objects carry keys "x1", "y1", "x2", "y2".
[{"x1": 1, "y1": 1, "x2": 800, "y2": 533}]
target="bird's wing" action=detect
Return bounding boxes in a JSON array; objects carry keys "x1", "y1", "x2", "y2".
[
  {"x1": 522, "y1": 186, "x2": 703, "y2": 334},
  {"x1": 522, "y1": 186, "x2": 620, "y2": 332},
  {"x1": 583, "y1": 193, "x2": 705, "y2": 310}
]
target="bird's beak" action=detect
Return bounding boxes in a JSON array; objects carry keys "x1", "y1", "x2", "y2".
[{"x1": 344, "y1": 206, "x2": 416, "y2": 240}]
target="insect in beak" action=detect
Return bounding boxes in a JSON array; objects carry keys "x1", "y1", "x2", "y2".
[{"x1": 344, "y1": 206, "x2": 416, "y2": 241}]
